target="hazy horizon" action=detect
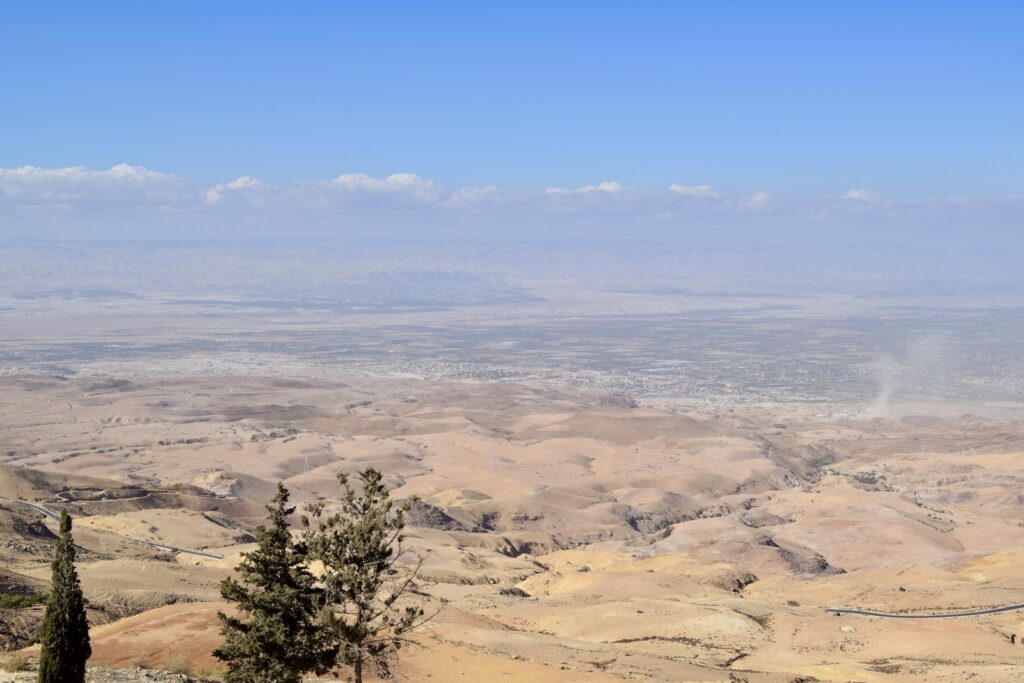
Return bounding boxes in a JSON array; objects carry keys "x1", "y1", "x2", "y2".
[
  {"x1": 3, "y1": 3, "x2": 1022, "y2": 253},
  {"x1": 3, "y1": 6, "x2": 1024, "y2": 682}
]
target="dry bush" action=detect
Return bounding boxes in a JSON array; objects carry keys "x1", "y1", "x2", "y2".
[
  {"x1": 129, "y1": 655, "x2": 150, "y2": 669},
  {"x1": 162, "y1": 653, "x2": 194, "y2": 675},
  {"x1": 0, "y1": 653, "x2": 32, "y2": 672}
]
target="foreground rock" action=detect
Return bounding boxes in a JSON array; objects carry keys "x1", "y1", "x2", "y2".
[{"x1": 0, "y1": 663, "x2": 213, "y2": 682}]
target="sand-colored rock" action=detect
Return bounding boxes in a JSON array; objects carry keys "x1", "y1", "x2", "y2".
[{"x1": 1, "y1": 374, "x2": 1023, "y2": 680}]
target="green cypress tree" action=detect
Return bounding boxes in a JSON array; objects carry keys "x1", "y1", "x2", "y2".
[
  {"x1": 303, "y1": 468, "x2": 427, "y2": 683},
  {"x1": 37, "y1": 510, "x2": 91, "y2": 683},
  {"x1": 215, "y1": 483, "x2": 329, "y2": 683}
]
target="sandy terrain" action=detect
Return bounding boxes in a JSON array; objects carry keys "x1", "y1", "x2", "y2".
[{"x1": 2, "y1": 373, "x2": 1023, "y2": 681}]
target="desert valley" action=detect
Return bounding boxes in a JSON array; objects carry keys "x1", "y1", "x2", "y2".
[
  {"x1": 5, "y1": 5, "x2": 1024, "y2": 680},
  {"x1": 2, "y1": 259, "x2": 1023, "y2": 681}
]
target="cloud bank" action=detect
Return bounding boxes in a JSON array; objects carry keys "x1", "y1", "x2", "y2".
[{"x1": 1, "y1": 164, "x2": 1022, "y2": 248}]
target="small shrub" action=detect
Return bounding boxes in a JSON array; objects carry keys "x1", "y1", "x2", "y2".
[
  {"x1": 163, "y1": 653, "x2": 194, "y2": 675},
  {"x1": 0, "y1": 653, "x2": 33, "y2": 673},
  {"x1": 0, "y1": 592, "x2": 46, "y2": 609},
  {"x1": 195, "y1": 667, "x2": 226, "y2": 680}
]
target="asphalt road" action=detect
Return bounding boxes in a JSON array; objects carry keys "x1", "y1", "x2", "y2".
[
  {"x1": 0, "y1": 494, "x2": 224, "y2": 560},
  {"x1": 0, "y1": 495, "x2": 60, "y2": 522},
  {"x1": 826, "y1": 603, "x2": 1024, "y2": 619},
  {"x1": 6, "y1": 490, "x2": 1019, "y2": 605}
]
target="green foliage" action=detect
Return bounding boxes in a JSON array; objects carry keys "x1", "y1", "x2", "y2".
[
  {"x1": 0, "y1": 592, "x2": 46, "y2": 609},
  {"x1": 37, "y1": 510, "x2": 91, "y2": 683},
  {"x1": 303, "y1": 468, "x2": 426, "y2": 683},
  {"x1": 215, "y1": 483, "x2": 330, "y2": 683},
  {"x1": 215, "y1": 471, "x2": 427, "y2": 683}
]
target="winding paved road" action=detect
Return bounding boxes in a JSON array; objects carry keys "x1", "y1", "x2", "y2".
[
  {"x1": 133, "y1": 539, "x2": 225, "y2": 560},
  {"x1": 0, "y1": 496, "x2": 60, "y2": 522},
  {"x1": 6, "y1": 492, "x2": 1021, "y2": 610},
  {"x1": 826, "y1": 603, "x2": 1024, "y2": 619},
  {"x1": 0, "y1": 494, "x2": 224, "y2": 560}
]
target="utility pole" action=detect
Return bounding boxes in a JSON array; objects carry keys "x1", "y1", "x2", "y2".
[{"x1": 635, "y1": 446, "x2": 643, "y2": 467}]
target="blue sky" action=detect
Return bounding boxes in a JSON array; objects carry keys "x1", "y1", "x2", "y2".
[{"x1": 1, "y1": 2, "x2": 1022, "y2": 242}]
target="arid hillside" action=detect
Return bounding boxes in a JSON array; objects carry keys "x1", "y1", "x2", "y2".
[{"x1": 2, "y1": 373, "x2": 1023, "y2": 681}]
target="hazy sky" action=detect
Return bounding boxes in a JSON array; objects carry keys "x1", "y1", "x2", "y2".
[{"x1": 1, "y1": 2, "x2": 1022, "y2": 244}]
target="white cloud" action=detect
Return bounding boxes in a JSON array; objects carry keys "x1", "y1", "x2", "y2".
[
  {"x1": 204, "y1": 176, "x2": 265, "y2": 205},
  {"x1": 0, "y1": 164, "x2": 185, "y2": 204},
  {"x1": 1, "y1": 164, "x2": 1022, "y2": 243},
  {"x1": 444, "y1": 185, "x2": 500, "y2": 208},
  {"x1": 668, "y1": 184, "x2": 722, "y2": 198},
  {"x1": 330, "y1": 172, "x2": 440, "y2": 202},
  {"x1": 740, "y1": 191, "x2": 772, "y2": 209},
  {"x1": 225, "y1": 176, "x2": 263, "y2": 190},
  {"x1": 546, "y1": 181, "x2": 624, "y2": 195},
  {"x1": 588, "y1": 181, "x2": 624, "y2": 193},
  {"x1": 840, "y1": 189, "x2": 881, "y2": 202}
]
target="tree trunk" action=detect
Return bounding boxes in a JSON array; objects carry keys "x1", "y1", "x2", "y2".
[{"x1": 353, "y1": 655, "x2": 363, "y2": 683}]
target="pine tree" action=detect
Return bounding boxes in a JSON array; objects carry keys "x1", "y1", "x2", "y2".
[
  {"x1": 215, "y1": 483, "x2": 329, "y2": 683},
  {"x1": 37, "y1": 510, "x2": 91, "y2": 683},
  {"x1": 303, "y1": 468, "x2": 427, "y2": 683}
]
